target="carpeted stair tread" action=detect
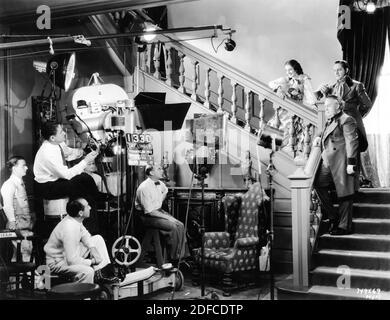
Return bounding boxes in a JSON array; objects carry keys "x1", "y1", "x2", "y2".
[
  {"x1": 317, "y1": 249, "x2": 390, "y2": 259},
  {"x1": 311, "y1": 266, "x2": 390, "y2": 291},
  {"x1": 314, "y1": 249, "x2": 390, "y2": 270},
  {"x1": 352, "y1": 218, "x2": 390, "y2": 234},
  {"x1": 320, "y1": 233, "x2": 390, "y2": 240},
  {"x1": 308, "y1": 285, "x2": 390, "y2": 300}
]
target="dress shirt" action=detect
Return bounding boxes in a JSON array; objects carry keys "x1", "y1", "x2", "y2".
[
  {"x1": 34, "y1": 141, "x2": 86, "y2": 183},
  {"x1": 44, "y1": 215, "x2": 94, "y2": 266},
  {"x1": 0, "y1": 174, "x2": 29, "y2": 222},
  {"x1": 135, "y1": 178, "x2": 168, "y2": 214}
]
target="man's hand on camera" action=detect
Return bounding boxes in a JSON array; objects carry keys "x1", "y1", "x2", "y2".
[
  {"x1": 346, "y1": 165, "x2": 356, "y2": 175},
  {"x1": 84, "y1": 150, "x2": 98, "y2": 163}
]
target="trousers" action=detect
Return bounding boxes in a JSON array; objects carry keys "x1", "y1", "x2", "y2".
[
  {"x1": 47, "y1": 235, "x2": 110, "y2": 283},
  {"x1": 314, "y1": 162, "x2": 353, "y2": 232},
  {"x1": 140, "y1": 210, "x2": 188, "y2": 261},
  {"x1": 35, "y1": 173, "x2": 100, "y2": 234}
]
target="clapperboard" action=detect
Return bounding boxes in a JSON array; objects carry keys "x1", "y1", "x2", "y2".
[{"x1": 125, "y1": 133, "x2": 154, "y2": 166}]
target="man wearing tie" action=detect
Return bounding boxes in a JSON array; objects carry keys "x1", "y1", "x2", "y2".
[
  {"x1": 313, "y1": 96, "x2": 359, "y2": 235},
  {"x1": 315, "y1": 60, "x2": 372, "y2": 153},
  {"x1": 135, "y1": 164, "x2": 187, "y2": 265},
  {"x1": 33, "y1": 121, "x2": 100, "y2": 233}
]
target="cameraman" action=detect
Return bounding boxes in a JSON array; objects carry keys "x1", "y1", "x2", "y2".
[{"x1": 33, "y1": 121, "x2": 101, "y2": 234}]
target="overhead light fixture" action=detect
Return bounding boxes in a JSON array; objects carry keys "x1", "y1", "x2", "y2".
[
  {"x1": 366, "y1": 1, "x2": 376, "y2": 13},
  {"x1": 224, "y1": 33, "x2": 236, "y2": 52},
  {"x1": 33, "y1": 52, "x2": 76, "y2": 92},
  {"x1": 354, "y1": 0, "x2": 377, "y2": 13},
  {"x1": 142, "y1": 21, "x2": 158, "y2": 42}
]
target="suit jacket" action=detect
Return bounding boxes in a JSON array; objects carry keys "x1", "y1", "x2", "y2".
[
  {"x1": 320, "y1": 112, "x2": 359, "y2": 198},
  {"x1": 315, "y1": 79, "x2": 372, "y2": 152}
]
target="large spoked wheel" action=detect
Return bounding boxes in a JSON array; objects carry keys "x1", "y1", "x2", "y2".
[
  {"x1": 175, "y1": 270, "x2": 184, "y2": 291},
  {"x1": 111, "y1": 236, "x2": 141, "y2": 266}
]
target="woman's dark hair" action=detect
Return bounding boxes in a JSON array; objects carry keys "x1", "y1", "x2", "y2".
[
  {"x1": 285, "y1": 59, "x2": 304, "y2": 75},
  {"x1": 6, "y1": 156, "x2": 25, "y2": 171},
  {"x1": 66, "y1": 198, "x2": 85, "y2": 217},
  {"x1": 41, "y1": 121, "x2": 61, "y2": 140}
]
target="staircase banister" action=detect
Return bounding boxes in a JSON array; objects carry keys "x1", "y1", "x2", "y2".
[{"x1": 166, "y1": 39, "x2": 318, "y2": 125}]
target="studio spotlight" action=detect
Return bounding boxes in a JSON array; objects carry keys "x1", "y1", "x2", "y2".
[
  {"x1": 366, "y1": 1, "x2": 376, "y2": 13},
  {"x1": 224, "y1": 34, "x2": 236, "y2": 52}
]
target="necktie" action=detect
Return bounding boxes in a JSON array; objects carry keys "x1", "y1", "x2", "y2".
[
  {"x1": 59, "y1": 145, "x2": 67, "y2": 166},
  {"x1": 335, "y1": 81, "x2": 345, "y2": 99},
  {"x1": 154, "y1": 181, "x2": 160, "y2": 185}
]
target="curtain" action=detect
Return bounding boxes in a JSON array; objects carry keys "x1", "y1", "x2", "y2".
[
  {"x1": 363, "y1": 40, "x2": 390, "y2": 187},
  {"x1": 337, "y1": 3, "x2": 389, "y2": 108}
]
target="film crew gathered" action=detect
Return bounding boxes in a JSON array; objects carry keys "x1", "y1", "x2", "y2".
[
  {"x1": 135, "y1": 164, "x2": 189, "y2": 267},
  {"x1": 313, "y1": 95, "x2": 359, "y2": 236},
  {"x1": 33, "y1": 121, "x2": 103, "y2": 235},
  {"x1": 44, "y1": 198, "x2": 120, "y2": 284},
  {"x1": 0, "y1": 156, "x2": 35, "y2": 262}
]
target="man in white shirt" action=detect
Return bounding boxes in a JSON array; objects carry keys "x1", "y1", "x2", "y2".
[
  {"x1": 33, "y1": 121, "x2": 100, "y2": 233},
  {"x1": 44, "y1": 198, "x2": 118, "y2": 284},
  {"x1": 135, "y1": 164, "x2": 188, "y2": 265}
]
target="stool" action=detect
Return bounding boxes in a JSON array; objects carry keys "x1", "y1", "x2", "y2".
[
  {"x1": 48, "y1": 282, "x2": 101, "y2": 300},
  {"x1": 140, "y1": 229, "x2": 166, "y2": 268}
]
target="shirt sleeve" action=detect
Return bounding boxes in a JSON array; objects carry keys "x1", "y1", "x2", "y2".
[
  {"x1": 303, "y1": 76, "x2": 317, "y2": 107},
  {"x1": 80, "y1": 224, "x2": 94, "y2": 248},
  {"x1": 62, "y1": 224, "x2": 92, "y2": 266},
  {"x1": 45, "y1": 147, "x2": 88, "y2": 180},
  {"x1": 1, "y1": 182, "x2": 16, "y2": 222}
]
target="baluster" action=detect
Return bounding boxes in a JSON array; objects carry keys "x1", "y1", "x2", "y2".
[
  {"x1": 271, "y1": 106, "x2": 281, "y2": 129},
  {"x1": 230, "y1": 81, "x2": 237, "y2": 124},
  {"x1": 258, "y1": 96, "x2": 266, "y2": 132},
  {"x1": 153, "y1": 43, "x2": 161, "y2": 79},
  {"x1": 143, "y1": 43, "x2": 150, "y2": 73},
  {"x1": 165, "y1": 45, "x2": 173, "y2": 86},
  {"x1": 191, "y1": 60, "x2": 198, "y2": 100},
  {"x1": 204, "y1": 68, "x2": 211, "y2": 109},
  {"x1": 288, "y1": 115, "x2": 297, "y2": 156},
  {"x1": 244, "y1": 89, "x2": 251, "y2": 131},
  {"x1": 303, "y1": 123, "x2": 312, "y2": 160},
  {"x1": 178, "y1": 52, "x2": 186, "y2": 94},
  {"x1": 217, "y1": 74, "x2": 224, "y2": 113}
]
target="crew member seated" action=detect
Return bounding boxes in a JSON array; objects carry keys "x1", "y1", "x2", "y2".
[
  {"x1": 33, "y1": 121, "x2": 100, "y2": 234},
  {"x1": 44, "y1": 198, "x2": 119, "y2": 284},
  {"x1": 135, "y1": 164, "x2": 188, "y2": 267},
  {"x1": 0, "y1": 156, "x2": 35, "y2": 262}
]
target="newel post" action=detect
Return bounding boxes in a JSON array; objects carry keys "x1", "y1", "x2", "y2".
[{"x1": 289, "y1": 164, "x2": 312, "y2": 288}]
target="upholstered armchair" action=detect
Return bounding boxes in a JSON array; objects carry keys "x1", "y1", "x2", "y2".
[{"x1": 194, "y1": 182, "x2": 269, "y2": 296}]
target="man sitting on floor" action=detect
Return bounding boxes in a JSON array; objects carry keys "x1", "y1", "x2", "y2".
[{"x1": 44, "y1": 198, "x2": 119, "y2": 284}]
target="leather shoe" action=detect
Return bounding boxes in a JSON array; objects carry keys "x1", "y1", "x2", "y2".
[
  {"x1": 330, "y1": 228, "x2": 351, "y2": 236},
  {"x1": 94, "y1": 269, "x2": 120, "y2": 284}
]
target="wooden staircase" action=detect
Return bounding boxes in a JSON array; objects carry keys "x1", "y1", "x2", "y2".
[{"x1": 278, "y1": 188, "x2": 390, "y2": 300}]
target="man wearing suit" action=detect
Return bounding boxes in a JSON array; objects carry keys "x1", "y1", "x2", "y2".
[
  {"x1": 315, "y1": 60, "x2": 372, "y2": 153},
  {"x1": 313, "y1": 95, "x2": 359, "y2": 235}
]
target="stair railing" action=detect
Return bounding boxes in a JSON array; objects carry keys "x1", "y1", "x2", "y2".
[{"x1": 137, "y1": 39, "x2": 322, "y2": 161}]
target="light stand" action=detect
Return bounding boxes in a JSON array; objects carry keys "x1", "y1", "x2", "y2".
[
  {"x1": 191, "y1": 162, "x2": 219, "y2": 300},
  {"x1": 266, "y1": 150, "x2": 276, "y2": 300}
]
